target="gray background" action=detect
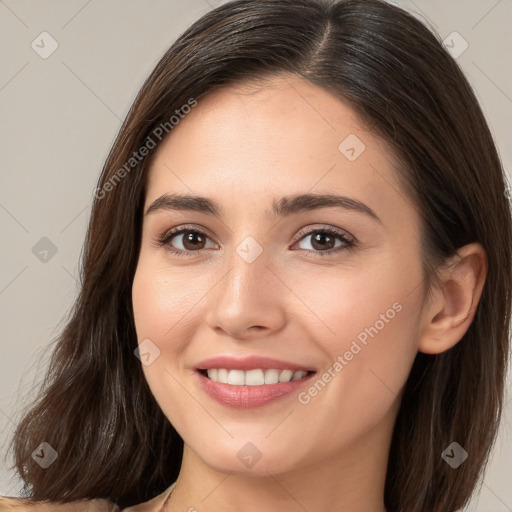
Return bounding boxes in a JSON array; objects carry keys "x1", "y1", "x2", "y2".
[{"x1": 1, "y1": 0, "x2": 511, "y2": 509}]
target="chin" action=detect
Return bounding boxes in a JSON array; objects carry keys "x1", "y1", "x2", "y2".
[{"x1": 188, "y1": 436, "x2": 309, "y2": 477}]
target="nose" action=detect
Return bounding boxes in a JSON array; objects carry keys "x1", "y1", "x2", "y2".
[{"x1": 204, "y1": 245, "x2": 287, "y2": 340}]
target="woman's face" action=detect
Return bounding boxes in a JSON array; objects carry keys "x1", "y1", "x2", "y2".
[{"x1": 132, "y1": 75, "x2": 426, "y2": 476}]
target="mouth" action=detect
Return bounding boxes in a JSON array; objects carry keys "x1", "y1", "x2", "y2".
[
  {"x1": 194, "y1": 355, "x2": 317, "y2": 407},
  {"x1": 197, "y1": 368, "x2": 315, "y2": 385},
  {"x1": 195, "y1": 366, "x2": 317, "y2": 408}
]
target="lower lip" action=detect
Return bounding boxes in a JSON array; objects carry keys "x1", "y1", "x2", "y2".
[{"x1": 196, "y1": 370, "x2": 316, "y2": 408}]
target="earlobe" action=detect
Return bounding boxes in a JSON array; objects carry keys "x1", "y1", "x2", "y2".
[{"x1": 417, "y1": 243, "x2": 488, "y2": 355}]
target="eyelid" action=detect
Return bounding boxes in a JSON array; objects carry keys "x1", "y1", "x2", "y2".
[
  {"x1": 154, "y1": 224, "x2": 218, "y2": 253},
  {"x1": 293, "y1": 224, "x2": 356, "y2": 245},
  {"x1": 159, "y1": 223, "x2": 215, "y2": 243},
  {"x1": 154, "y1": 223, "x2": 356, "y2": 257}
]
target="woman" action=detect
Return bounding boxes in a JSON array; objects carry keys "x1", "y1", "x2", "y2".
[{"x1": 2, "y1": 0, "x2": 510, "y2": 510}]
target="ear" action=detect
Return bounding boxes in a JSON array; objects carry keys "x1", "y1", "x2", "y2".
[{"x1": 418, "y1": 243, "x2": 488, "y2": 355}]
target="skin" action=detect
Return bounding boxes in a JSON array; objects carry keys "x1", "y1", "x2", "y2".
[
  {"x1": 129, "y1": 75, "x2": 487, "y2": 512},
  {"x1": 0, "y1": 497, "x2": 119, "y2": 511},
  {"x1": 3, "y1": 74, "x2": 486, "y2": 511}
]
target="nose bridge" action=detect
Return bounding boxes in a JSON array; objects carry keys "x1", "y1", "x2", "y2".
[
  {"x1": 205, "y1": 235, "x2": 285, "y2": 337},
  {"x1": 219, "y1": 236, "x2": 271, "y2": 313}
]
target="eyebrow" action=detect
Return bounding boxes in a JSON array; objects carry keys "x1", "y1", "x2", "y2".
[{"x1": 144, "y1": 193, "x2": 381, "y2": 223}]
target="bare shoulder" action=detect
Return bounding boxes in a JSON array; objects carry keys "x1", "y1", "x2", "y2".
[
  {"x1": 0, "y1": 483, "x2": 173, "y2": 512},
  {"x1": 0, "y1": 496, "x2": 120, "y2": 511}
]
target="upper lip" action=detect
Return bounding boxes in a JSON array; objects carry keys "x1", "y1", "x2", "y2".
[{"x1": 196, "y1": 355, "x2": 315, "y2": 372}]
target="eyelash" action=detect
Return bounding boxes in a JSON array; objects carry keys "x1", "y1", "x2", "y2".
[{"x1": 153, "y1": 224, "x2": 356, "y2": 258}]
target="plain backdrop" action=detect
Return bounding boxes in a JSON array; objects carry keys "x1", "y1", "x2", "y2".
[{"x1": 1, "y1": 0, "x2": 511, "y2": 509}]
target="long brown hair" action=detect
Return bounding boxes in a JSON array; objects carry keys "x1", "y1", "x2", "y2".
[{"x1": 9, "y1": 0, "x2": 511, "y2": 510}]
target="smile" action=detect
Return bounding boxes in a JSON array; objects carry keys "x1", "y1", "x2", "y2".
[
  {"x1": 202, "y1": 368, "x2": 311, "y2": 385},
  {"x1": 196, "y1": 369, "x2": 316, "y2": 408}
]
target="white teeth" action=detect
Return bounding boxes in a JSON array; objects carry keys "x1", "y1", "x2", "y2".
[
  {"x1": 227, "y1": 369, "x2": 245, "y2": 385},
  {"x1": 278, "y1": 369, "x2": 293, "y2": 382},
  {"x1": 217, "y1": 368, "x2": 229, "y2": 383},
  {"x1": 205, "y1": 368, "x2": 309, "y2": 385},
  {"x1": 264, "y1": 369, "x2": 280, "y2": 384},
  {"x1": 245, "y1": 369, "x2": 265, "y2": 386}
]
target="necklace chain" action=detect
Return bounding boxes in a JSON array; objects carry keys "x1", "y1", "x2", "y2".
[{"x1": 160, "y1": 483, "x2": 175, "y2": 512}]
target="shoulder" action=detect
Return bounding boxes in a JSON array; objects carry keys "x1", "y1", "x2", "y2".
[
  {"x1": 0, "y1": 482, "x2": 175, "y2": 512},
  {"x1": 0, "y1": 496, "x2": 119, "y2": 511},
  {"x1": 0, "y1": 497, "x2": 25, "y2": 510}
]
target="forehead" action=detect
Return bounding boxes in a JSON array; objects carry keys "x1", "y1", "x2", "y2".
[{"x1": 144, "y1": 75, "x2": 410, "y2": 224}]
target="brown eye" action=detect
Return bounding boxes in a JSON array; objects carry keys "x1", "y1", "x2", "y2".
[
  {"x1": 293, "y1": 227, "x2": 355, "y2": 257},
  {"x1": 310, "y1": 231, "x2": 337, "y2": 251},
  {"x1": 157, "y1": 226, "x2": 217, "y2": 256},
  {"x1": 180, "y1": 230, "x2": 207, "y2": 250}
]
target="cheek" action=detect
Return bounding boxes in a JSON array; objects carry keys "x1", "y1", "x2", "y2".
[
  {"x1": 131, "y1": 258, "x2": 201, "y2": 423},
  {"x1": 132, "y1": 258, "x2": 205, "y2": 344},
  {"x1": 290, "y1": 249, "x2": 423, "y2": 414},
  {"x1": 285, "y1": 247, "x2": 423, "y2": 351}
]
